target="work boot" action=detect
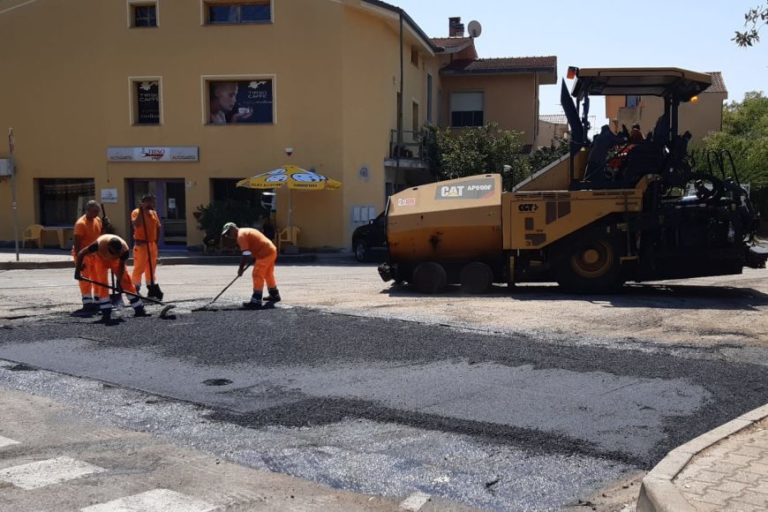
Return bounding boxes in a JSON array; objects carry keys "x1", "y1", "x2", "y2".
[
  {"x1": 85, "y1": 302, "x2": 100, "y2": 313},
  {"x1": 242, "y1": 292, "x2": 263, "y2": 310},
  {"x1": 147, "y1": 284, "x2": 164, "y2": 301},
  {"x1": 265, "y1": 288, "x2": 281, "y2": 303},
  {"x1": 100, "y1": 308, "x2": 112, "y2": 322},
  {"x1": 133, "y1": 305, "x2": 149, "y2": 318}
]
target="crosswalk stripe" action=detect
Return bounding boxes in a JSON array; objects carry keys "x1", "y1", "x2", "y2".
[
  {"x1": 0, "y1": 435, "x2": 19, "y2": 449},
  {"x1": 0, "y1": 456, "x2": 105, "y2": 490},
  {"x1": 80, "y1": 489, "x2": 219, "y2": 512},
  {"x1": 399, "y1": 491, "x2": 431, "y2": 511}
]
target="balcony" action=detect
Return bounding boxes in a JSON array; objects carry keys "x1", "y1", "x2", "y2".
[{"x1": 385, "y1": 129, "x2": 429, "y2": 169}]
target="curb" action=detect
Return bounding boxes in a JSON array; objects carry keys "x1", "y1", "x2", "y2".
[
  {"x1": 637, "y1": 403, "x2": 768, "y2": 512},
  {"x1": 0, "y1": 254, "x2": 341, "y2": 270}
]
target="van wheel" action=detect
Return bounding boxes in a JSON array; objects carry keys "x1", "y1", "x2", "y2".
[
  {"x1": 460, "y1": 262, "x2": 493, "y2": 294},
  {"x1": 412, "y1": 262, "x2": 447, "y2": 294},
  {"x1": 556, "y1": 237, "x2": 623, "y2": 293},
  {"x1": 354, "y1": 241, "x2": 368, "y2": 262}
]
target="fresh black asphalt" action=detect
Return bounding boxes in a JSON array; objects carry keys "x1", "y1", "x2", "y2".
[{"x1": 0, "y1": 305, "x2": 766, "y2": 510}]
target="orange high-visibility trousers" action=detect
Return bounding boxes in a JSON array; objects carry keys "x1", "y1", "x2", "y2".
[
  {"x1": 252, "y1": 250, "x2": 277, "y2": 293},
  {"x1": 132, "y1": 242, "x2": 158, "y2": 286},
  {"x1": 94, "y1": 259, "x2": 138, "y2": 300},
  {"x1": 73, "y1": 253, "x2": 99, "y2": 299}
]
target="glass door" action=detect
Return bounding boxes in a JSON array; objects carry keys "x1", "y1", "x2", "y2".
[{"x1": 127, "y1": 179, "x2": 187, "y2": 247}]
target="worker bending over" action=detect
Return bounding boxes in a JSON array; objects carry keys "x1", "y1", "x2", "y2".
[
  {"x1": 221, "y1": 222, "x2": 281, "y2": 309},
  {"x1": 72, "y1": 201, "x2": 105, "y2": 314},
  {"x1": 131, "y1": 194, "x2": 163, "y2": 299},
  {"x1": 76, "y1": 235, "x2": 148, "y2": 321}
]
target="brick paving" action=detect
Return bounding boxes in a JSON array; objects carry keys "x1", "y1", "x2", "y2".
[{"x1": 675, "y1": 418, "x2": 768, "y2": 512}]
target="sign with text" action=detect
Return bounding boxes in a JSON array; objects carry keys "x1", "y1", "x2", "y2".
[
  {"x1": 100, "y1": 188, "x2": 118, "y2": 203},
  {"x1": 135, "y1": 81, "x2": 160, "y2": 125},
  {"x1": 107, "y1": 146, "x2": 199, "y2": 163}
]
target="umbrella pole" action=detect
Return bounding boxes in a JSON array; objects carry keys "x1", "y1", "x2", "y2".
[{"x1": 288, "y1": 188, "x2": 292, "y2": 228}]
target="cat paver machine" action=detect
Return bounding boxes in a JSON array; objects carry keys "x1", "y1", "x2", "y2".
[{"x1": 379, "y1": 67, "x2": 766, "y2": 293}]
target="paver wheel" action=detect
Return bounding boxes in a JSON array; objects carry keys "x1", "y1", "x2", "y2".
[
  {"x1": 460, "y1": 262, "x2": 493, "y2": 294},
  {"x1": 412, "y1": 262, "x2": 447, "y2": 294},
  {"x1": 556, "y1": 236, "x2": 623, "y2": 293}
]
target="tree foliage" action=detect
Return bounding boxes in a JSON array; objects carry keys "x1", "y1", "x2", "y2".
[
  {"x1": 734, "y1": 4, "x2": 768, "y2": 46},
  {"x1": 700, "y1": 92, "x2": 768, "y2": 189}
]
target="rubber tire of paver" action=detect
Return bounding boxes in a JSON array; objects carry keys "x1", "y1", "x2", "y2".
[
  {"x1": 459, "y1": 262, "x2": 494, "y2": 294},
  {"x1": 555, "y1": 235, "x2": 624, "y2": 294},
  {"x1": 354, "y1": 241, "x2": 368, "y2": 262},
  {"x1": 412, "y1": 262, "x2": 448, "y2": 294}
]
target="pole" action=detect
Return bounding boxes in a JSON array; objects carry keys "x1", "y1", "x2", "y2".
[
  {"x1": 396, "y1": 10, "x2": 404, "y2": 190},
  {"x1": 8, "y1": 128, "x2": 19, "y2": 262}
]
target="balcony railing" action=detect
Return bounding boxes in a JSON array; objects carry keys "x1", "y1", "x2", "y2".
[{"x1": 388, "y1": 129, "x2": 426, "y2": 162}]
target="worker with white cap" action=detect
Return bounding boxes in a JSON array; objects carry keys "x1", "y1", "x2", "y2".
[{"x1": 221, "y1": 222, "x2": 281, "y2": 309}]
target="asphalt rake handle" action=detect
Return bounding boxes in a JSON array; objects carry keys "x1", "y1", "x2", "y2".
[
  {"x1": 76, "y1": 276, "x2": 177, "y2": 318},
  {"x1": 194, "y1": 263, "x2": 251, "y2": 311}
]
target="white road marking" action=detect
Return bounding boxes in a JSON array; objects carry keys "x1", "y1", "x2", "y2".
[
  {"x1": 81, "y1": 489, "x2": 219, "y2": 512},
  {"x1": 0, "y1": 435, "x2": 19, "y2": 448},
  {"x1": 399, "y1": 491, "x2": 431, "y2": 511},
  {"x1": 0, "y1": 456, "x2": 105, "y2": 490}
]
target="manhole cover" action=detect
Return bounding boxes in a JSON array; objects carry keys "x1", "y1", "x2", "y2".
[
  {"x1": 7, "y1": 363, "x2": 36, "y2": 372},
  {"x1": 203, "y1": 378, "x2": 233, "y2": 386}
]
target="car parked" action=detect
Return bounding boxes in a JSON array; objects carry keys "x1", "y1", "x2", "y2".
[{"x1": 352, "y1": 212, "x2": 387, "y2": 262}]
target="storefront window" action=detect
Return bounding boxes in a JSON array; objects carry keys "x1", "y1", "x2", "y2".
[
  {"x1": 38, "y1": 179, "x2": 95, "y2": 226},
  {"x1": 207, "y1": 79, "x2": 273, "y2": 125},
  {"x1": 134, "y1": 80, "x2": 161, "y2": 125}
]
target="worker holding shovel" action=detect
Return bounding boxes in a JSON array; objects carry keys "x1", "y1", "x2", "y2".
[
  {"x1": 130, "y1": 194, "x2": 163, "y2": 300},
  {"x1": 75, "y1": 235, "x2": 148, "y2": 321},
  {"x1": 221, "y1": 222, "x2": 281, "y2": 309},
  {"x1": 71, "y1": 201, "x2": 105, "y2": 315}
]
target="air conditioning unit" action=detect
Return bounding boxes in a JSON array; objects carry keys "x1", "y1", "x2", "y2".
[{"x1": 0, "y1": 159, "x2": 13, "y2": 177}]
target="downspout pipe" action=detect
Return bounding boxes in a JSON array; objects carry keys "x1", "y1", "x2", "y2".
[{"x1": 396, "y1": 9, "x2": 403, "y2": 188}]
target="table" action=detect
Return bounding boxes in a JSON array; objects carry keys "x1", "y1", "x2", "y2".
[{"x1": 42, "y1": 226, "x2": 74, "y2": 250}]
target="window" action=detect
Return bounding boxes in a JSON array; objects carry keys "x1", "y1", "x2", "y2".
[
  {"x1": 132, "y1": 3, "x2": 157, "y2": 27},
  {"x1": 131, "y1": 80, "x2": 161, "y2": 125},
  {"x1": 38, "y1": 179, "x2": 95, "y2": 226},
  {"x1": 207, "y1": 79, "x2": 273, "y2": 125},
  {"x1": 426, "y1": 73, "x2": 433, "y2": 123},
  {"x1": 410, "y1": 47, "x2": 419, "y2": 67},
  {"x1": 450, "y1": 92, "x2": 484, "y2": 127},
  {"x1": 206, "y1": 2, "x2": 271, "y2": 24}
]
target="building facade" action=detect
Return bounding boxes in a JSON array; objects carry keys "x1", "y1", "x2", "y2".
[
  {"x1": 605, "y1": 72, "x2": 727, "y2": 145},
  {"x1": 0, "y1": 0, "x2": 556, "y2": 250}
]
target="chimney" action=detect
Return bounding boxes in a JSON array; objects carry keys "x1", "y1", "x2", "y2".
[{"x1": 449, "y1": 17, "x2": 464, "y2": 37}]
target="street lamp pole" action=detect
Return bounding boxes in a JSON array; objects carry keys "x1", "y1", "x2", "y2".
[{"x1": 8, "y1": 128, "x2": 19, "y2": 262}]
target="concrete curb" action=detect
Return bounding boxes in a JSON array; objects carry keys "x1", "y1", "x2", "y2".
[
  {"x1": 637, "y1": 403, "x2": 768, "y2": 512},
  {"x1": 0, "y1": 253, "x2": 349, "y2": 270}
]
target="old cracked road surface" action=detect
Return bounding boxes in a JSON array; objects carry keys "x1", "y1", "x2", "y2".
[{"x1": 1, "y1": 301, "x2": 767, "y2": 511}]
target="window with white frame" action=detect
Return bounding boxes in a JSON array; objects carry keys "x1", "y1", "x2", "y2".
[
  {"x1": 205, "y1": 1, "x2": 272, "y2": 24},
  {"x1": 131, "y1": 3, "x2": 157, "y2": 27},
  {"x1": 451, "y1": 92, "x2": 484, "y2": 127}
]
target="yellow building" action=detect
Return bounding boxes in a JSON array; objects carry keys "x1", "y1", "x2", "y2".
[
  {"x1": 0, "y1": 0, "x2": 556, "y2": 250},
  {"x1": 605, "y1": 71, "x2": 727, "y2": 144}
]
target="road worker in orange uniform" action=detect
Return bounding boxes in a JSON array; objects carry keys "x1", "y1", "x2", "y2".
[
  {"x1": 221, "y1": 222, "x2": 281, "y2": 309},
  {"x1": 75, "y1": 235, "x2": 148, "y2": 321},
  {"x1": 72, "y1": 201, "x2": 105, "y2": 314},
  {"x1": 131, "y1": 194, "x2": 163, "y2": 300}
]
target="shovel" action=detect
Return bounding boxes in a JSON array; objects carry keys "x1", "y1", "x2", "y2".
[{"x1": 76, "y1": 276, "x2": 182, "y2": 319}]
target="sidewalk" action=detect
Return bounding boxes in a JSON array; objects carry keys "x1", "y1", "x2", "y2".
[
  {"x1": 0, "y1": 248, "x2": 357, "y2": 269},
  {"x1": 638, "y1": 404, "x2": 768, "y2": 512}
]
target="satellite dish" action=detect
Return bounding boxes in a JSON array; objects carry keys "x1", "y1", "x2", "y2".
[{"x1": 468, "y1": 20, "x2": 482, "y2": 38}]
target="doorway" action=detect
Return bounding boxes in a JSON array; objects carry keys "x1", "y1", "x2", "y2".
[{"x1": 126, "y1": 179, "x2": 187, "y2": 247}]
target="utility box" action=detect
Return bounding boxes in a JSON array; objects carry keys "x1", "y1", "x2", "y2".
[{"x1": 0, "y1": 159, "x2": 13, "y2": 176}]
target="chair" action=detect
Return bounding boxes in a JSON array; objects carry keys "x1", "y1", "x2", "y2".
[
  {"x1": 277, "y1": 226, "x2": 300, "y2": 254},
  {"x1": 22, "y1": 224, "x2": 44, "y2": 248}
]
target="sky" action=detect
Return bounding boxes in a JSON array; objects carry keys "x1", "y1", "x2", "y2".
[{"x1": 395, "y1": 0, "x2": 768, "y2": 126}]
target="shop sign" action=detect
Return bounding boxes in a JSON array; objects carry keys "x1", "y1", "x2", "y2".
[
  {"x1": 100, "y1": 188, "x2": 118, "y2": 203},
  {"x1": 107, "y1": 146, "x2": 199, "y2": 163}
]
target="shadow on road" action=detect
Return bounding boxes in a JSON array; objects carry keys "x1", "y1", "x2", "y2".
[{"x1": 383, "y1": 282, "x2": 768, "y2": 311}]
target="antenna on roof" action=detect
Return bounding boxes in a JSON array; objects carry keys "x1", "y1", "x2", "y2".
[{"x1": 468, "y1": 20, "x2": 482, "y2": 38}]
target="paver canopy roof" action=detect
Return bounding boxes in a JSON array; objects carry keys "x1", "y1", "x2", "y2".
[{"x1": 572, "y1": 67, "x2": 712, "y2": 101}]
